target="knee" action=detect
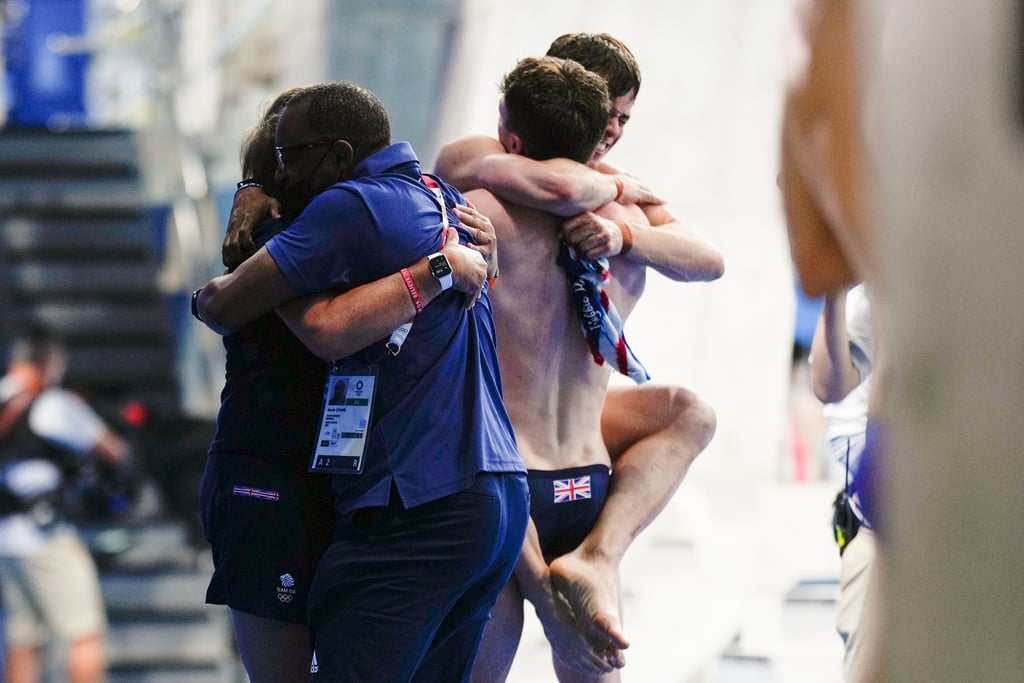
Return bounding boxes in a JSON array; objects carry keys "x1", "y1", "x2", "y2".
[{"x1": 663, "y1": 386, "x2": 717, "y2": 453}]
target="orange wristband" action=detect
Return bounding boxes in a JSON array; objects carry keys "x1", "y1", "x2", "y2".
[
  {"x1": 617, "y1": 221, "x2": 633, "y2": 256},
  {"x1": 400, "y1": 268, "x2": 424, "y2": 314},
  {"x1": 613, "y1": 175, "x2": 625, "y2": 202}
]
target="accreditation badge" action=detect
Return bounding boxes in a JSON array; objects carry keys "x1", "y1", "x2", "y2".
[{"x1": 309, "y1": 364, "x2": 377, "y2": 474}]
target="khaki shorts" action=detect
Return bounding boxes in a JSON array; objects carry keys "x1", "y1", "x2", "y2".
[
  {"x1": 0, "y1": 527, "x2": 107, "y2": 648},
  {"x1": 836, "y1": 527, "x2": 876, "y2": 680}
]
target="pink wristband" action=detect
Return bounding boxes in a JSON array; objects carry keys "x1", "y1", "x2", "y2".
[
  {"x1": 400, "y1": 268, "x2": 424, "y2": 314},
  {"x1": 613, "y1": 175, "x2": 625, "y2": 202},
  {"x1": 616, "y1": 221, "x2": 634, "y2": 256}
]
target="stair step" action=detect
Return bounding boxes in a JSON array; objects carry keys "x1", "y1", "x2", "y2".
[
  {"x1": 101, "y1": 570, "x2": 211, "y2": 618},
  {"x1": 82, "y1": 521, "x2": 198, "y2": 573},
  {"x1": 106, "y1": 615, "x2": 235, "y2": 669},
  {"x1": 108, "y1": 668, "x2": 241, "y2": 683},
  {"x1": 0, "y1": 176, "x2": 143, "y2": 212},
  {"x1": 6, "y1": 301, "x2": 172, "y2": 340},
  {"x1": 8, "y1": 263, "x2": 161, "y2": 298},
  {"x1": 1, "y1": 215, "x2": 155, "y2": 258},
  {"x1": 0, "y1": 129, "x2": 140, "y2": 173}
]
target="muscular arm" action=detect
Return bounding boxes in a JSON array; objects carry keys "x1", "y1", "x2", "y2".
[
  {"x1": 195, "y1": 247, "x2": 297, "y2": 335},
  {"x1": 435, "y1": 135, "x2": 663, "y2": 215},
  {"x1": 809, "y1": 289, "x2": 863, "y2": 402},
  {"x1": 619, "y1": 203, "x2": 724, "y2": 281},
  {"x1": 780, "y1": 0, "x2": 867, "y2": 296},
  {"x1": 196, "y1": 229, "x2": 488, "y2": 357},
  {"x1": 561, "y1": 201, "x2": 725, "y2": 282},
  {"x1": 276, "y1": 234, "x2": 487, "y2": 361}
]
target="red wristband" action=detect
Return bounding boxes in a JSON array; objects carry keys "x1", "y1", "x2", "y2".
[
  {"x1": 617, "y1": 221, "x2": 634, "y2": 256},
  {"x1": 613, "y1": 175, "x2": 625, "y2": 202},
  {"x1": 400, "y1": 268, "x2": 424, "y2": 314}
]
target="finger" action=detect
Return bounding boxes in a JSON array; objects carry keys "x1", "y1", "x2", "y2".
[
  {"x1": 443, "y1": 226, "x2": 460, "y2": 247},
  {"x1": 453, "y1": 205, "x2": 480, "y2": 224}
]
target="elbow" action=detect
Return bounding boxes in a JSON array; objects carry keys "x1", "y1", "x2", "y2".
[
  {"x1": 706, "y1": 251, "x2": 726, "y2": 281},
  {"x1": 546, "y1": 176, "x2": 586, "y2": 216},
  {"x1": 302, "y1": 332, "x2": 341, "y2": 362},
  {"x1": 811, "y1": 377, "x2": 845, "y2": 404},
  {"x1": 672, "y1": 249, "x2": 725, "y2": 283},
  {"x1": 286, "y1": 306, "x2": 351, "y2": 362}
]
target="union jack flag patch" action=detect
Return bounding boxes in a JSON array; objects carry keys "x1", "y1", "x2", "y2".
[
  {"x1": 232, "y1": 486, "x2": 281, "y2": 502},
  {"x1": 553, "y1": 475, "x2": 592, "y2": 503}
]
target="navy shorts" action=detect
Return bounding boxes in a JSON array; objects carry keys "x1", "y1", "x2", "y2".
[
  {"x1": 200, "y1": 449, "x2": 335, "y2": 623},
  {"x1": 308, "y1": 471, "x2": 529, "y2": 682},
  {"x1": 528, "y1": 464, "x2": 610, "y2": 563}
]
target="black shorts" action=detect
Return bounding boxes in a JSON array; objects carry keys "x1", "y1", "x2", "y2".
[
  {"x1": 527, "y1": 464, "x2": 610, "y2": 563},
  {"x1": 200, "y1": 449, "x2": 335, "y2": 623}
]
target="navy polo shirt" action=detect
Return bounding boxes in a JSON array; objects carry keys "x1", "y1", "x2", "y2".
[{"x1": 265, "y1": 142, "x2": 523, "y2": 515}]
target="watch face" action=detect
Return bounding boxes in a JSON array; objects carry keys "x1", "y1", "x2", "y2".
[{"x1": 430, "y1": 255, "x2": 452, "y2": 278}]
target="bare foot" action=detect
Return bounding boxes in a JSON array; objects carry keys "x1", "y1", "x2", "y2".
[
  {"x1": 549, "y1": 551, "x2": 629, "y2": 668},
  {"x1": 537, "y1": 589, "x2": 616, "y2": 675}
]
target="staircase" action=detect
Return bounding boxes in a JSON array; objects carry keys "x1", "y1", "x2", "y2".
[
  {"x1": 0, "y1": 127, "x2": 241, "y2": 681},
  {"x1": 0, "y1": 127, "x2": 178, "y2": 416},
  {"x1": 83, "y1": 521, "x2": 243, "y2": 683}
]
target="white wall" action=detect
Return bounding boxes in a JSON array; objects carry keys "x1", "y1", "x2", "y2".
[{"x1": 438, "y1": 0, "x2": 800, "y2": 492}]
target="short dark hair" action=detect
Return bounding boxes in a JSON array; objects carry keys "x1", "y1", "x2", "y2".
[
  {"x1": 500, "y1": 56, "x2": 610, "y2": 164},
  {"x1": 546, "y1": 33, "x2": 641, "y2": 99},
  {"x1": 288, "y1": 81, "x2": 391, "y2": 165},
  {"x1": 240, "y1": 86, "x2": 307, "y2": 194}
]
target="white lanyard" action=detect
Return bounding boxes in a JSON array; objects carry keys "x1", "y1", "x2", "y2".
[{"x1": 385, "y1": 175, "x2": 449, "y2": 355}]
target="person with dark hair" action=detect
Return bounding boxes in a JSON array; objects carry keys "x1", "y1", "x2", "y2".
[
  {"x1": 435, "y1": 34, "x2": 724, "y2": 681},
  {"x1": 195, "y1": 80, "x2": 527, "y2": 682},
  {"x1": 498, "y1": 57, "x2": 612, "y2": 164},
  {"x1": 199, "y1": 85, "x2": 499, "y2": 683},
  {"x1": 0, "y1": 334, "x2": 130, "y2": 683}
]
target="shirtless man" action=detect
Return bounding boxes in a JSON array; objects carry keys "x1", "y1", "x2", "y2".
[{"x1": 435, "y1": 38, "x2": 724, "y2": 680}]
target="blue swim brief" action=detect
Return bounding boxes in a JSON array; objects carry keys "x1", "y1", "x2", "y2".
[{"x1": 527, "y1": 464, "x2": 610, "y2": 563}]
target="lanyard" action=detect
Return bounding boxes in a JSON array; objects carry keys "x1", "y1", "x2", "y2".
[{"x1": 384, "y1": 175, "x2": 450, "y2": 355}]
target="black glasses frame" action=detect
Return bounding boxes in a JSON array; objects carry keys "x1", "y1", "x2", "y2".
[{"x1": 274, "y1": 140, "x2": 335, "y2": 170}]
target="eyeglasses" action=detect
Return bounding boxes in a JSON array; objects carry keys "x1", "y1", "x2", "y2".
[{"x1": 274, "y1": 140, "x2": 335, "y2": 170}]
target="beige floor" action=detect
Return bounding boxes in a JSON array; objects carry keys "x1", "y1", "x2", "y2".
[{"x1": 505, "y1": 481, "x2": 845, "y2": 682}]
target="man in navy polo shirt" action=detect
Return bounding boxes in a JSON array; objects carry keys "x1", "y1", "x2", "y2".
[{"x1": 195, "y1": 81, "x2": 528, "y2": 682}]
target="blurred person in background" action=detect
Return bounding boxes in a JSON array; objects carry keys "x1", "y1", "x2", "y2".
[
  {"x1": 780, "y1": 0, "x2": 890, "y2": 679},
  {"x1": 0, "y1": 333, "x2": 130, "y2": 683},
  {"x1": 810, "y1": 283, "x2": 876, "y2": 679}
]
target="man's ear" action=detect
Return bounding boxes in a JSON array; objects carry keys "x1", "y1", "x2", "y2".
[
  {"x1": 504, "y1": 134, "x2": 524, "y2": 155},
  {"x1": 332, "y1": 140, "x2": 355, "y2": 174}
]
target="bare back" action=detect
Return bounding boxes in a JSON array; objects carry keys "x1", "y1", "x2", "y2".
[{"x1": 466, "y1": 188, "x2": 611, "y2": 471}]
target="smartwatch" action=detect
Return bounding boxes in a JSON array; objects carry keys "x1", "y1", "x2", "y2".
[{"x1": 427, "y1": 252, "x2": 454, "y2": 292}]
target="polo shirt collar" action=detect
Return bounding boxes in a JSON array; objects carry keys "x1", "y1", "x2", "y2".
[{"x1": 349, "y1": 141, "x2": 419, "y2": 180}]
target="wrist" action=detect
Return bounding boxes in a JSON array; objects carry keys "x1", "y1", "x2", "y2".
[
  {"x1": 190, "y1": 287, "x2": 205, "y2": 323},
  {"x1": 427, "y1": 252, "x2": 454, "y2": 292},
  {"x1": 400, "y1": 268, "x2": 425, "y2": 314},
  {"x1": 616, "y1": 220, "x2": 634, "y2": 256},
  {"x1": 235, "y1": 179, "x2": 263, "y2": 195},
  {"x1": 613, "y1": 175, "x2": 625, "y2": 202},
  {"x1": 409, "y1": 260, "x2": 441, "y2": 304}
]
